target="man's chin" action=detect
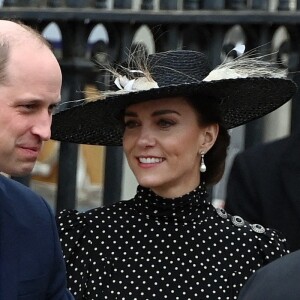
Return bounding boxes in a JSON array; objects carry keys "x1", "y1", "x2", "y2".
[{"x1": 9, "y1": 164, "x2": 35, "y2": 177}]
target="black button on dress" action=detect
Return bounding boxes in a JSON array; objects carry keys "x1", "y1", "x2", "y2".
[{"x1": 57, "y1": 184, "x2": 289, "y2": 300}]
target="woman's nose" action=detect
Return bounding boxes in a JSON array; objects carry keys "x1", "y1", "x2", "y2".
[{"x1": 136, "y1": 127, "x2": 156, "y2": 147}]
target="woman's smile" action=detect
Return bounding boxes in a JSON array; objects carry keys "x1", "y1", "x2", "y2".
[{"x1": 138, "y1": 156, "x2": 165, "y2": 165}]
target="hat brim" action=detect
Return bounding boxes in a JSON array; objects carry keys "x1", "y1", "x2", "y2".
[{"x1": 51, "y1": 77, "x2": 297, "y2": 146}]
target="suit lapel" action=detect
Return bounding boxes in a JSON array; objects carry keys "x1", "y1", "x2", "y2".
[{"x1": 0, "y1": 182, "x2": 19, "y2": 300}]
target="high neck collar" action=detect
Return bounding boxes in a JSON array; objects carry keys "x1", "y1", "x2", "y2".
[{"x1": 133, "y1": 184, "x2": 212, "y2": 222}]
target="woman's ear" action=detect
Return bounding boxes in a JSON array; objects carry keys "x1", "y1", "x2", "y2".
[{"x1": 199, "y1": 123, "x2": 219, "y2": 153}]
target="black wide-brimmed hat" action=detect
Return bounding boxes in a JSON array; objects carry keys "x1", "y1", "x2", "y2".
[{"x1": 51, "y1": 49, "x2": 297, "y2": 146}]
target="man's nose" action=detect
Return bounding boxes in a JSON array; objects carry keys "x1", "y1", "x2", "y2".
[{"x1": 31, "y1": 113, "x2": 52, "y2": 141}]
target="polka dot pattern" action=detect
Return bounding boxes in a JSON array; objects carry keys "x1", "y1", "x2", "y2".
[{"x1": 57, "y1": 185, "x2": 289, "y2": 299}]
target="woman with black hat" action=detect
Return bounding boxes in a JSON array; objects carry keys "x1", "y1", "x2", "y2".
[{"x1": 52, "y1": 48, "x2": 296, "y2": 299}]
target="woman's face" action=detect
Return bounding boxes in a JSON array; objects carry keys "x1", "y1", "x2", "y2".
[{"x1": 123, "y1": 96, "x2": 218, "y2": 198}]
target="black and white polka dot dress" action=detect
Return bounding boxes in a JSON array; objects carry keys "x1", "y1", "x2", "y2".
[{"x1": 57, "y1": 184, "x2": 288, "y2": 300}]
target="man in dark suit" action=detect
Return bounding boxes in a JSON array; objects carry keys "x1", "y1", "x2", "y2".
[
  {"x1": 225, "y1": 131, "x2": 300, "y2": 251},
  {"x1": 238, "y1": 249, "x2": 300, "y2": 300},
  {"x1": 0, "y1": 20, "x2": 73, "y2": 299}
]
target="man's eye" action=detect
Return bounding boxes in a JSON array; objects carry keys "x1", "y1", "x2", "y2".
[
  {"x1": 21, "y1": 104, "x2": 35, "y2": 110},
  {"x1": 49, "y1": 104, "x2": 58, "y2": 114}
]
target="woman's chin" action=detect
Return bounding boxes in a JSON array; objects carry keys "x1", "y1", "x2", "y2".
[{"x1": 137, "y1": 178, "x2": 163, "y2": 190}]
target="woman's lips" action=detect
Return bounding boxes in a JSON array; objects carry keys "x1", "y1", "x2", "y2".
[{"x1": 138, "y1": 157, "x2": 164, "y2": 164}]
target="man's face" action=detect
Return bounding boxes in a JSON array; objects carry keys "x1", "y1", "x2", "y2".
[{"x1": 0, "y1": 42, "x2": 62, "y2": 176}]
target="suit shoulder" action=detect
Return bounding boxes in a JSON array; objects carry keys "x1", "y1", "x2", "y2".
[
  {"x1": 0, "y1": 175, "x2": 52, "y2": 215},
  {"x1": 240, "y1": 136, "x2": 291, "y2": 158},
  {"x1": 0, "y1": 174, "x2": 37, "y2": 196}
]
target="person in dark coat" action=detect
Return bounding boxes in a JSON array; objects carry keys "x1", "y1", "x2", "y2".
[
  {"x1": 0, "y1": 20, "x2": 73, "y2": 299},
  {"x1": 238, "y1": 249, "x2": 300, "y2": 300},
  {"x1": 225, "y1": 131, "x2": 300, "y2": 251}
]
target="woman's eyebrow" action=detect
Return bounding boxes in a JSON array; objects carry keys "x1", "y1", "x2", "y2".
[
  {"x1": 124, "y1": 109, "x2": 182, "y2": 117},
  {"x1": 152, "y1": 109, "x2": 181, "y2": 116}
]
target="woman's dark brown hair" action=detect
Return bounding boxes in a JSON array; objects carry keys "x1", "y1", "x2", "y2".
[{"x1": 187, "y1": 95, "x2": 230, "y2": 186}]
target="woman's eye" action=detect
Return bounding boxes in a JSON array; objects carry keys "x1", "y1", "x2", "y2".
[
  {"x1": 158, "y1": 119, "x2": 175, "y2": 128},
  {"x1": 124, "y1": 120, "x2": 139, "y2": 129}
]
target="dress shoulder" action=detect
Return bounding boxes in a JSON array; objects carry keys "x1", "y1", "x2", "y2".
[
  {"x1": 214, "y1": 207, "x2": 289, "y2": 263},
  {"x1": 56, "y1": 208, "x2": 107, "y2": 298},
  {"x1": 56, "y1": 201, "x2": 134, "y2": 298},
  {"x1": 56, "y1": 209, "x2": 90, "y2": 261},
  {"x1": 57, "y1": 200, "x2": 134, "y2": 260}
]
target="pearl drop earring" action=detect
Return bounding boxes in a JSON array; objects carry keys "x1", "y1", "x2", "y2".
[{"x1": 200, "y1": 152, "x2": 206, "y2": 173}]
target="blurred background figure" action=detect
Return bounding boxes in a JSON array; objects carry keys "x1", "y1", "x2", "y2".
[{"x1": 225, "y1": 129, "x2": 300, "y2": 251}]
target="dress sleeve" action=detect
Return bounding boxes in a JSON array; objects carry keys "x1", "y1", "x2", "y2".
[
  {"x1": 252, "y1": 224, "x2": 290, "y2": 265},
  {"x1": 57, "y1": 210, "x2": 89, "y2": 261},
  {"x1": 57, "y1": 209, "x2": 114, "y2": 299},
  {"x1": 56, "y1": 210, "x2": 92, "y2": 299}
]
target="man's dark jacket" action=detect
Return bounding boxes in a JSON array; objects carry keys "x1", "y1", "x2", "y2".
[
  {"x1": 0, "y1": 175, "x2": 73, "y2": 299},
  {"x1": 225, "y1": 132, "x2": 300, "y2": 251},
  {"x1": 238, "y1": 249, "x2": 300, "y2": 300}
]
